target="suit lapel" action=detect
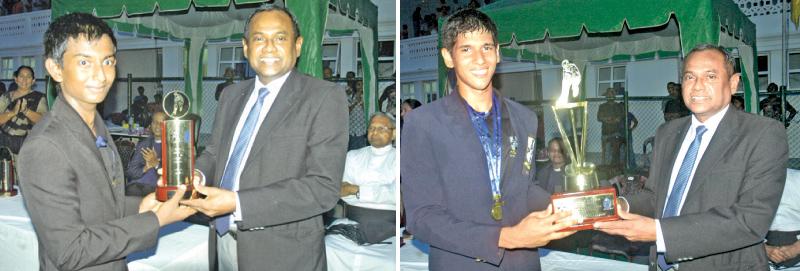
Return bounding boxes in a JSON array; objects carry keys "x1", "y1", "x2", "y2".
[
  {"x1": 682, "y1": 110, "x2": 738, "y2": 211},
  {"x1": 500, "y1": 98, "x2": 519, "y2": 193},
  {"x1": 246, "y1": 71, "x2": 303, "y2": 167},
  {"x1": 53, "y1": 98, "x2": 117, "y2": 208},
  {"x1": 442, "y1": 92, "x2": 490, "y2": 189}
]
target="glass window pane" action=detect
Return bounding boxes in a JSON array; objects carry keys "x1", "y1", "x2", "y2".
[
  {"x1": 379, "y1": 40, "x2": 394, "y2": 57},
  {"x1": 323, "y1": 44, "x2": 338, "y2": 58},
  {"x1": 378, "y1": 60, "x2": 394, "y2": 78},
  {"x1": 757, "y1": 55, "x2": 768, "y2": 72},
  {"x1": 613, "y1": 66, "x2": 625, "y2": 80},
  {"x1": 220, "y1": 47, "x2": 232, "y2": 61},
  {"x1": 598, "y1": 83, "x2": 610, "y2": 95},
  {"x1": 613, "y1": 82, "x2": 625, "y2": 94},
  {"x1": 599, "y1": 67, "x2": 611, "y2": 81},
  {"x1": 357, "y1": 42, "x2": 361, "y2": 58},
  {"x1": 758, "y1": 75, "x2": 769, "y2": 91},
  {"x1": 401, "y1": 83, "x2": 415, "y2": 99},
  {"x1": 789, "y1": 53, "x2": 800, "y2": 69},
  {"x1": 218, "y1": 64, "x2": 228, "y2": 76},
  {"x1": 790, "y1": 72, "x2": 800, "y2": 89},
  {"x1": 235, "y1": 47, "x2": 243, "y2": 60}
]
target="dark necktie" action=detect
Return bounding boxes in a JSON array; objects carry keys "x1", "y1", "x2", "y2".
[
  {"x1": 658, "y1": 125, "x2": 707, "y2": 270},
  {"x1": 215, "y1": 87, "x2": 270, "y2": 236}
]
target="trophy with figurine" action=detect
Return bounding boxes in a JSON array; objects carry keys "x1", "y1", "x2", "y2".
[
  {"x1": 156, "y1": 91, "x2": 197, "y2": 201},
  {"x1": 550, "y1": 60, "x2": 619, "y2": 231}
]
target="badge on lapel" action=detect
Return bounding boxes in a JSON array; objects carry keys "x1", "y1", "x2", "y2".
[
  {"x1": 509, "y1": 136, "x2": 518, "y2": 158},
  {"x1": 523, "y1": 136, "x2": 535, "y2": 175}
]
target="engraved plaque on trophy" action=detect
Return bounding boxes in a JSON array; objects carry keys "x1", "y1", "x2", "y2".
[
  {"x1": 156, "y1": 91, "x2": 196, "y2": 202},
  {"x1": 550, "y1": 60, "x2": 619, "y2": 231},
  {"x1": 0, "y1": 147, "x2": 16, "y2": 197}
]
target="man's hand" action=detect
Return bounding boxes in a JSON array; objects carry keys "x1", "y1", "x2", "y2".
[
  {"x1": 180, "y1": 178, "x2": 236, "y2": 217},
  {"x1": 139, "y1": 185, "x2": 197, "y2": 226},
  {"x1": 142, "y1": 147, "x2": 158, "y2": 171},
  {"x1": 498, "y1": 204, "x2": 577, "y2": 249},
  {"x1": 594, "y1": 205, "x2": 656, "y2": 242},
  {"x1": 341, "y1": 182, "x2": 359, "y2": 197},
  {"x1": 766, "y1": 242, "x2": 800, "y2": 263}
]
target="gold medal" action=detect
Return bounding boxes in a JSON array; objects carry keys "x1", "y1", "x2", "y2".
[{"x1": 491, "y1": 195, "x2": 504, "y2": 221}]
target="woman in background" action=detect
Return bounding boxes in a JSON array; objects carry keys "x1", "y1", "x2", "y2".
[{"x1": 0, "y1": 65, "x2": 47, "y2": 153}]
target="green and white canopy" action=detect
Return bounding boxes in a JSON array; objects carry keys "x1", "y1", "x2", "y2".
[
  {"x1": 440, "y1": 0, "x2": 758, "y2": 111},
  {"x1": 51, "y1": 0, "x2": 379, "y2": 114}
]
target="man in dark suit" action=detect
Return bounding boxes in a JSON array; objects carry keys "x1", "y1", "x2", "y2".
[
  {"x1": 401, "y1": 9, "x2": 575, "y2": 271},
  {"x1": 18, "y1": 13, "x2": 196, "y2": 271},
  {"x1": 596, "y1": 44, "x2": 788, "y2": 271},
  {"x1": 181, "y1": 6, "x2": 348, "y2": 271}
]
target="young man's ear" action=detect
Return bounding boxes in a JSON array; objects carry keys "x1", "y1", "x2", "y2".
[
  {"x1": 441, "y1": 48, "x2": 454, "y2": 69},
  {"x1": 45, "y1": 58, "x2": 63, "y2": 83}
]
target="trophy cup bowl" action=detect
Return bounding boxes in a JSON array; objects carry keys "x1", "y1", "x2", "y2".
[
  {"x1": 0, "y1": 147, "x2": 16, "y2": 197},
  {"x1": 550, "y1": 60, "x2": 619, "y2": 231},
  {"x1": 156, "y1": 91, "x2": 196, "y2": 202}
]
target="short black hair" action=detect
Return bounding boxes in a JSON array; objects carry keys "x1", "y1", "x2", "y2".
[
  {"x1": 684, "y1": 44, "x2": 736, "y2": 77},
  {"x1": 13, "y1": 65, "x2": 34, "y2": 79},
  {"x1": 440, "y1": 9, "x2": 498, "y2": 52},
  {"x1": 44, "y1": 13, "x2": 116, "y2": 64},
  {"x1": 402, "y1": 99, "x2": 422, "y2": 110},
  {"x1": 767, "y1": 83, "x2": 779, "y2": 92},
  {"x1": 243, "y1": 5, "x2": 301, "y2": 40}
]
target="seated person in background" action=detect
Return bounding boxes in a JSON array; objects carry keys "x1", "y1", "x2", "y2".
[
  {"x1": 125, "y1": 111, "x2": 165, "y2": 196},
  {"x1": 336, "y1": 112, "x2": 396, "y2": 244},
  {"x1": 765, "y1": 169, "x2": 800, "y2": 269},
  {"x1": 535, "y1": 137, "x2": 568, "y2": 194}
]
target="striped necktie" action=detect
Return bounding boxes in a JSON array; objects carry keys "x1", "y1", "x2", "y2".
[{"x1": 657, "y1": 125, "x2": 707, "y2": 270}]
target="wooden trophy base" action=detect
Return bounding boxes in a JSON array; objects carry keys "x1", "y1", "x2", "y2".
[
  {"x1": 156, "y1": 184, "x2": 195, "y2": 202},
  {"x1": 551, "y1": 186, "x2": 619, "y2": 231}
]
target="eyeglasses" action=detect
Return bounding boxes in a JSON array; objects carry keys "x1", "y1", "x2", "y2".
[{"x1": 368, "y1": 126, "x2": 394, "y2": 133}]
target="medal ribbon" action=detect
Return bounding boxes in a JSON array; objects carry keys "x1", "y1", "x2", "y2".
[{"x1": 465, "y1": 94, "x2": 502, "y2": 213}]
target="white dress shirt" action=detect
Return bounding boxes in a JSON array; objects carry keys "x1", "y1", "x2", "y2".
[
  {"x1": 656, "y1": 105, "x2": 729, "y2": 252},
  {"x1": 770, "y1": 169, "x2": 800, "y2": 231},
  {"x1": 227, "y1": 71, "x2": 291, "y2": 221},
  {"x1": 341, "y1": 145, "x2": 396, "y2": 211}
]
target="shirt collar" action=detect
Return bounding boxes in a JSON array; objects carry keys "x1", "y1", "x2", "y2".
[
  {"x1": 254, "y1": 70, "x2": 292, "y2": 94},
  {"x1": 690, "y1": 104, "x2": 729, "y2": 133},
  {"x1": 369, "y1": 144, "x2": 394, "y2": 155}
]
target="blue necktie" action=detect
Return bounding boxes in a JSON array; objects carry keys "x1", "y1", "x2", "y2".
[
  {"x1": 657, "y1": 125, "x2": 707, "y2": 270},
  {"x1": 215, "y1": 87, "x2": 270, "y2": 236}
]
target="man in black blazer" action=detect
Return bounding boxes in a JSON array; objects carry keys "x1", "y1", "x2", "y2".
[
  {"x1": 596, "y1": 44, "x2": 788, "y2": 271},
  {"x1": 19, "y1": 13, "x2": 195, "y2": 271},
  {"x1": 401, "y1": 9, "x2": 575, "y2": 271},
  {"x1": 181, "y1": 6, "x2": 348, "y2": 271}
]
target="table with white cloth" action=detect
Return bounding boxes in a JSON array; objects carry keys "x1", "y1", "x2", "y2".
[
  {"x1": 399, "y1": 238, "x2": 648, "y2": 271},
  {"x1": 0, "y1": 195, "x2": 208, "y2": 271}
]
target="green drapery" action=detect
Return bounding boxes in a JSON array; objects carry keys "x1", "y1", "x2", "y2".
[
  {"x1": 51, "y1": 0, "x2": 378, "y2": 114},
  {"x1": 438, "y1": 0, "x2": 758, "y2": 112}
]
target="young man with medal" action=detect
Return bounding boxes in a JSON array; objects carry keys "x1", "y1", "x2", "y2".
[{"x1": 401, "y1": 9, "x2": 577, "y2": 271}]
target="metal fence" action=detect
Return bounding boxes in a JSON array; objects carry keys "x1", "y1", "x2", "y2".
[
  {"x1": 68, "y1": 76, "x2": 396, "y2": 148},
  {"x1": 522, "y1": 92, "x2": 800, "y2": 172}
]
